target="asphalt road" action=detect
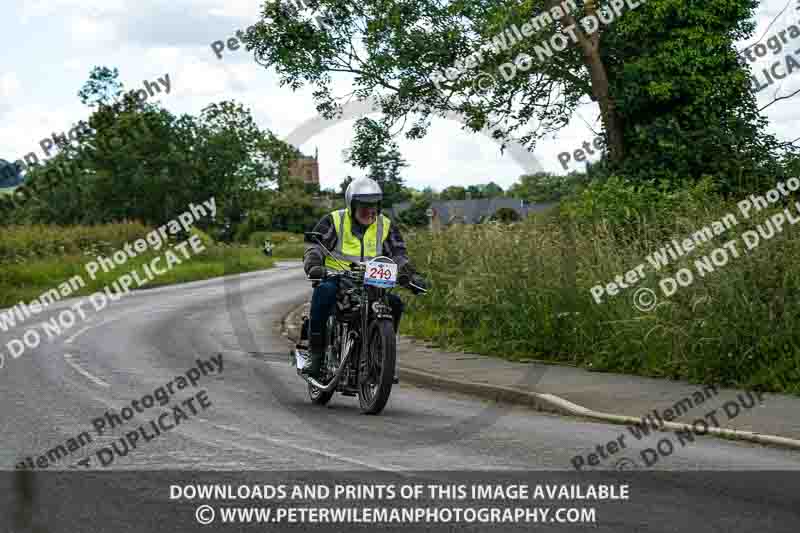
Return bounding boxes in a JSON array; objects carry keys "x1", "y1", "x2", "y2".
[{"x1": 2, "y1": 262, "x2": 800, "y2": 531}]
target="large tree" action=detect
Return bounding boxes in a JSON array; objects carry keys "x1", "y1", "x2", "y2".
[
  {"x1": 440, "y1": 185, "x2": 467, "y2": 200},
  {"x1": 343, "y1": 118, "x2": 411, "y2": 206},
  {"x1": 509, "y1": 170, "x2": 587, "y2": 202},
  {"x1": 5, "y1": 66, "x2": 302, "y2": 226},
  {"x1": 242, "y1": 0, "x2": 779, "y2": 191}
]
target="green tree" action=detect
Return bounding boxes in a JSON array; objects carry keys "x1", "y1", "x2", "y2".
[
  {"x1": 339, "y1": 175, "x2": 354, "y2": 196},
  {"x1": 440, "y1": 186, "x2": 466, "y2": 200},
  {"x1": 420, "y1": 186, "x2": 438, "y2": 201},
  {"x1": 343, "y1": 118, "x2": 411, "y2": 207},
  {"x1": 465, "y1": 184, "x2": 483, "y2": 199},
  {"x1": 490, "y1": 207, "x2": 521, "y2": 223},
  {"x1": 367, "y1": 145, "x2": 411, "y2": 206},
  {"x1": 320, "y1": 186, "x2": 339, "y2": 199},
  {"x1": 396, "y1": 196, "x2": 431, "y2": 227},
  {"x1": 242, "y1": 0, "x2": 782, "y2": 193},
  {"x1": 483, "y1": 182, "x2": 504, "y2": 198},
  {"x1": 262, "y1": 177, "x2": 325, "y2": 233},
  {"x1": 509, "y1": 171, "x2": 587, "y2": 203},
  {"x1": 78, "y1": 66, "x2": 124, "y2": 108},
  {"x1": 14, "y1": 67, "x2": 302, "y2": 228}
]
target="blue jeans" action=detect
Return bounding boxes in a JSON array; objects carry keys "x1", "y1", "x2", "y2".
[{"x1": 309, "y1": 278, "x2": 404, "y2": 349}]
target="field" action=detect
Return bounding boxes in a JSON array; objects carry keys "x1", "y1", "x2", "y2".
[{"x1": 0, "y1": 223, "x2": 276, "y2": 308}]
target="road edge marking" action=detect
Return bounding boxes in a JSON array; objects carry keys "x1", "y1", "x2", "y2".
[{"x1": 64, "y1": 353, "x2": 110, "y2": 388}]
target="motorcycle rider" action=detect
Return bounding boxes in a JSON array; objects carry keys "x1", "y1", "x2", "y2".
[{"x1": 302, "y1": 177, "x2": 428, "y2": 379}]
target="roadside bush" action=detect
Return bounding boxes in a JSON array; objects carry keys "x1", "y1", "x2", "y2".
[
  {"x1": 245, "y1": 230, "x2": 305, "y2": 257},
  {"x1": 395, "y1": 197, "x2": 430, "y2": 227},
  {"x1": 247, "y1": 231, "x2": 301, "y2": 247},
  {"x1": 402, "y1": 180, "x2": 800, "y2": 395},
  {"x1": 267, "y1": 231, "x2": 302, "y2": 244},
  {"x1": 490, "y1": 207, "x2": 521, "y2": 223},
  {"x1": 248, "y1": 231, "x2": 272, "y2": 247},
  {"x1": 561, "y1": 175, "x2": 720, "y2": 229},
  {"x1": 190, "y1": 226, "x2": 215, "y2": 249},
  {"x1": 234, "y1": 223, "x2": 251, "y2": 243}
]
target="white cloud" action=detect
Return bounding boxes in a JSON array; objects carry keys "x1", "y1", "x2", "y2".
[
  {"x1": 0, "y1": 73, "x2": 22, "y2": 120},
  {"x1": 62, "y1": 58, "x2": 87, "y2": 74},
  {"x1": 0, "y1": 73, "x2": 21, "y2": 99},
  {"x1": 20, "y1": 0, "x2": 127, "y2": 22},
  {"x1": 205, "y1": 0, "x2": 261, "y2": 19},
  {"x1": 0, "y1": 104, "x2": 84, "y2": 165},
  {"x1": 68, "y1": 14, "x2": 120, "y2": 47}
]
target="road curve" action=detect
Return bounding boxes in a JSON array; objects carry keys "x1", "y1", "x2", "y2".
[{"x1": 2, "y1": 263, "x2": 800, "y2": 531}]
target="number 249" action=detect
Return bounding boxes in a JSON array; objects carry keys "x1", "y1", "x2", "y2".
[{"x1": 369, "y1": 267, "x2": 391, "y2": 280}]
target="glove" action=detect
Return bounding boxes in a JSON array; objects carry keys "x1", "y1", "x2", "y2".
[
  {"x1": 308, "y1": 265, "x2": 326, "y2": 280},
  {"x1": 397, "y1": 264, "x2": 415, "y2": 287},
  {"x1": 408, "y1": 273, "x2": 429, "y2": 294}
]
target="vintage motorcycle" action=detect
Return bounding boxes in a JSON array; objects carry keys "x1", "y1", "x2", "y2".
[{"x1": 290, "y1": 231, "x2": 427, "y2": 415}]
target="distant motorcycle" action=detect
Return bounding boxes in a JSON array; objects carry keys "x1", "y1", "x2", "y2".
[{"x1": 290, "y1": 231, "x2": 427, "y2": 414}]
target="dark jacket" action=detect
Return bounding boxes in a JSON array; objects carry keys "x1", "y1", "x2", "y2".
[{"x1": 303, "y1": 211, "x2": 414, "y2": 275}]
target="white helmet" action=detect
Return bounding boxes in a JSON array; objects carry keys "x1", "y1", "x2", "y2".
[{"x1": 345, "y1": 177, "x2": 383, "y2": 216}]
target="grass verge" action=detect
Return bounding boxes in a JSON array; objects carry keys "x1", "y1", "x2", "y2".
[
  {"x1": 1, "y1": 223, "x2": 276, "y2": 308},
  {"x1": 0, "y1": 245, "x2": 275, "y2": 308},
  {"x1": 399, "y1": 188, "x2": 800, "y2": 396}
]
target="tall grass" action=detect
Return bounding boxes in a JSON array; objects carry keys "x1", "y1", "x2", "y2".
[
  {"x1": 0, "y1": 223, "x2": 275, "y2": 307},
  {"x1": 0, "y1": 222, "x2": 152, "y2": 263},
  {"x1": 401, "y1": 191, "x2": 800, "y2": 394}
]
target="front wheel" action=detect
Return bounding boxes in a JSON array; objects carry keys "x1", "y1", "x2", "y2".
[{"x1": 358, "y1": 319, "x2": 396, "y2": 415}]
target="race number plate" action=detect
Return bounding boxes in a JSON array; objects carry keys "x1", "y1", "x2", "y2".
[{"x1": 363, "y1": 260, "x2": 397, "y2": 288}]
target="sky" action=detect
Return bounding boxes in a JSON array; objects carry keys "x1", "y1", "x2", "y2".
[{"x1": 1, "y1": 0, "x2": 799, "y2": 193}]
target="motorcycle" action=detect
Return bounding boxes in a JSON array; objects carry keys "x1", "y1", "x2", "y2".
[{"x1": 290, "y1": 231, "x2": 427, "y2": 415}]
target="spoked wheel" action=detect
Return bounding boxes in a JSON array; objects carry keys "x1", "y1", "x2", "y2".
[
  {"x1": 308, "y1": 316, "x2": 337, "y2": 405},
  {"x1": 358, "y1": 319, "x2": 396, "y2": 415}
]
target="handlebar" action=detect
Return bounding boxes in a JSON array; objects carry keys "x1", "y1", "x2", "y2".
[
  {"x1": 308, "y1": 269, "x2": 428, "y2": 295},
  {"x1": 302, "y1": 236, "x2": 426, "y2": 293},
  {"x1": 308, "y1": 268, "x2": 361, "y2": 283}
]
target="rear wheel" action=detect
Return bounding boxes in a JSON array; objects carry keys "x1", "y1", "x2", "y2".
[{"x1": 358, "y1": 319, "x2": 396, "y2": 415}]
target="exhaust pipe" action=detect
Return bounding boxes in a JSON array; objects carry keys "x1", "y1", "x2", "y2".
[{"x1": 291, "y1": 347, "x2": 353, "y2": 393}]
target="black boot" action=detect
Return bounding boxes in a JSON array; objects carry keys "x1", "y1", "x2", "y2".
[
  {"x1": 302, "y1": 332, "x2": 325, "y2": 379},
  {"x1": 300, "y1": 316, "x2": 310, "y2": 344}
]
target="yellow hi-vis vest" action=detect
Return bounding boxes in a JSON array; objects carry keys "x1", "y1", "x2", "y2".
[{"x1": 324, "y1": 209, "x2": 391, "y2": 271}]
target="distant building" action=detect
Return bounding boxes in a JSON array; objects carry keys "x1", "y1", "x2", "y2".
[
  {"x1": 288, "y1": 148, "x2": 320, "y2": 186},
  {"x1": 387, "y1": 197, "x2": 557, "y2": 225}
]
